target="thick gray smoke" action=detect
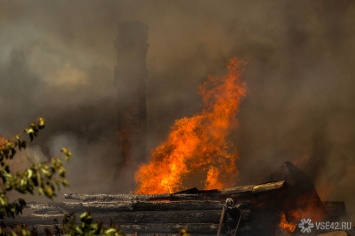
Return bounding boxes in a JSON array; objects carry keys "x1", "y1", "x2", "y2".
[{"x1": 0, "y1": 0, "x2": 354, "y2": 219}]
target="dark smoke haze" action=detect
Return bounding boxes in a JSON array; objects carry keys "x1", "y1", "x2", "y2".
[{"x1": 0, "y1": 0, "x2": 354, "y2": 220}]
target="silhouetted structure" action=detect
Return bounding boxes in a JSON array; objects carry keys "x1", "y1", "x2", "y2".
[{"x1": 114, "y1": 21, "x2": 148, "y2": 176}]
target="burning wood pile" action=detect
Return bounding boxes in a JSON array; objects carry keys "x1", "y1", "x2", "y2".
[
  {"x1": 1, "y1": 60, "x2": 352, "y2": 235},
  {"x1": 2, "y1": 162, "x2": 352, "y2": 235},
  {"x1": 4, "y1": 181, "x2": 281, "y2": 235}
]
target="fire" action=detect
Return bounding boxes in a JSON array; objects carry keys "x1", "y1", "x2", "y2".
[
  {"x1": 279, "y1": 212, "x2": 297, "y2": 234},
  {"x1": 135, "y1": 58, "x2": 246, "y2": 194},
  {"x1": 287, "y1": 198, "x2": 324, "y2": 222},
  {"x1": 279, "y1": 195, "x2": 325, "y2": 235}
]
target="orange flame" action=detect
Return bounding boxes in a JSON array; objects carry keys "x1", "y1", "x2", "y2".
[
  {"x1": 287, "y1": 197, "x2": 325, "y2": 222},
  {"x1": 279, "y1": 194, "x2": 325, "y2": 235},
  {"x1": 135, "y1": 58, "x2": 246, "y2": 194},
  {"x1": 279, "y1": 212, "x2": 297, "y2": 234}
]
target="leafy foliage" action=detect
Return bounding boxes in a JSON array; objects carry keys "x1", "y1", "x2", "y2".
[
  {"x1": 0, "y1": 118, "x2": 70, "y2": 220},
  {"x1": 62, "y1": 212, "x2": 122, "y2": 236},
  {"x1": 0, "y1": 118, "x2": 124, "y2": 236}
]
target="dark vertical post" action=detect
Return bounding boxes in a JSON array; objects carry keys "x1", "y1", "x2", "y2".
[{"x1": 114, "y1": 21, "x2": 148, "y2": 182}]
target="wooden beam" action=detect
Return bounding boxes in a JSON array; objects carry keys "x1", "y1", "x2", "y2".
[
  {"x1": 4, "y1": 209, "x2": 251, "y2": 226},
  {"x1": 63, "y1": 181, "x2": 285, "y2": 202},
  {"x1": 29, "y1": 200, "x2": 226, "y2": 214}
]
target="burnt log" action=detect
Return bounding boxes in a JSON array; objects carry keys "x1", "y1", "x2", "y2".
[
  {"x1": 15, "y1": 181, "x2": 284, "y2": 235},
  {"x1": 64, "y1": 193, "x2": 200, "y2": 202},
  {"x1": 119, "y1": 222, "x2": 251, "y2": 234},
  {"x1": 5, "y1": 209, "x2": 251, "y2": 225},
  {"x1": 13, "y1": 222, "x2": 252, "y2": 235},
  {"x1": 64, "y1": 181, "x2": 285, "y2": 202},
  {"x1": 3, "y1": 214, "x2": 64, "y2": 226},
  {"x1": 29, "y1": 200, "x2": 226, "y2": 214}
]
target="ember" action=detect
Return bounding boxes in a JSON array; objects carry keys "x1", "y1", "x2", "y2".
[{"x1": 135, "y1": 58, "x2": 246, "y2": 194}]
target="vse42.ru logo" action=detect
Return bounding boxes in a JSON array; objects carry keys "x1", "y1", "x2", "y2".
[{"x1": 298, "y1": 218, "x2": 352, "y2": 233}]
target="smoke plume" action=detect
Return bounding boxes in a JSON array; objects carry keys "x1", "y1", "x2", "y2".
[{"x1": 0, "y1": 0, "x2": 354, "y2": 220}]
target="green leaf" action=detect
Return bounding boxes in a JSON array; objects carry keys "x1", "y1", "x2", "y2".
[
  {"x1": 91, "y1": 223, "x2": 98, "y2": 231},
  {"x1": 39, "y1": 188, "x2": 43, "y2": 195},
  {"x1": 80, "y1": 212, "x2": 89, "y2": 220},
  {"x1": 25, "y1": 128, "x2": 34, "y2": 141},
  {"x1": 0, "y1": 117, "x2": 73, "y2": 221},
  {"x1": 0, "y1": 196, "x2": 7, "y2": 206},
  {"x1": 37, "y1": 117, "x2": 46, "y2": 129},
  {"x1": 25, "y1": 128, "x2": 33, "y2": 134},
  {"x1": 59, "y1": 167, "x2": 66, "y2": 177},
  {"x1": 45, "y1": 186, "x2": 54, "y2": 198},
  {"x1": 16, "y1": 136, "x2": 26, "y2": 150},
  {"x1": 27, "y1": 169, "x2": 33, "y2": 179},
  {"x1": 75, "y1": 226, "x2": 83, "y2": 235},
  {"x1": 61, "y1": 148, "x2": 72, "y2": 161},
  {"x1": 105, "y1": 228, "x2": 118, "y2": 234}
]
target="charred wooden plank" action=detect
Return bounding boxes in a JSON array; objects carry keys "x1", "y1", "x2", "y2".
[
  {"x1": 64, "y1": 193, "x2": 200, "y2": 202},
  {"x1": 28, "y1": 201, "x2": 226, "y2": 214},
  {"x1": 29, "y1": 200, "x2": 252, "y2": 215},
  {"x1": 2, "y1": 214, "x2": 64, "y2": 226},
  {"x1": 251, "y1": 181, "x2": 285, "y2": 193},
  {"x1": 34, "y1": 200, "x2": 226, "y2": 213},
  {"x1": 219, "y1": 185, "x2": 254, "y2": 195},
  {"x1": 235, "y1": 201, "x2": 251, "y2": 209},
  {"x1": 27, "y1": 203, "x2": 62, "y2": 214},
  {"x1": 4, "y1": 209, "x2": 251, "y2": 226},
  {"x1": 100, "y1": 210, "x2": 223, "y2": 224},
  {"x1": 119, "y1": 223, "x2": 252, "y2": 234},
  {"x1": 15, "y1": 223, "x2": 251, "y2": 235},
  {"x1": 106, "y1": 210, "x2": 251, "y2": 224},
  {"x1": 119, "y1": 223, "x2": 220, "y2": 234},
  {"x1": 64, "y1": 181, "x2": 285, "y2": 202}
]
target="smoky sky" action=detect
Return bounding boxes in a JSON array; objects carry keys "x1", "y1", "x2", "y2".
[{"x1": 0, "y1": 0, "x2": 355, "y2": 220}]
